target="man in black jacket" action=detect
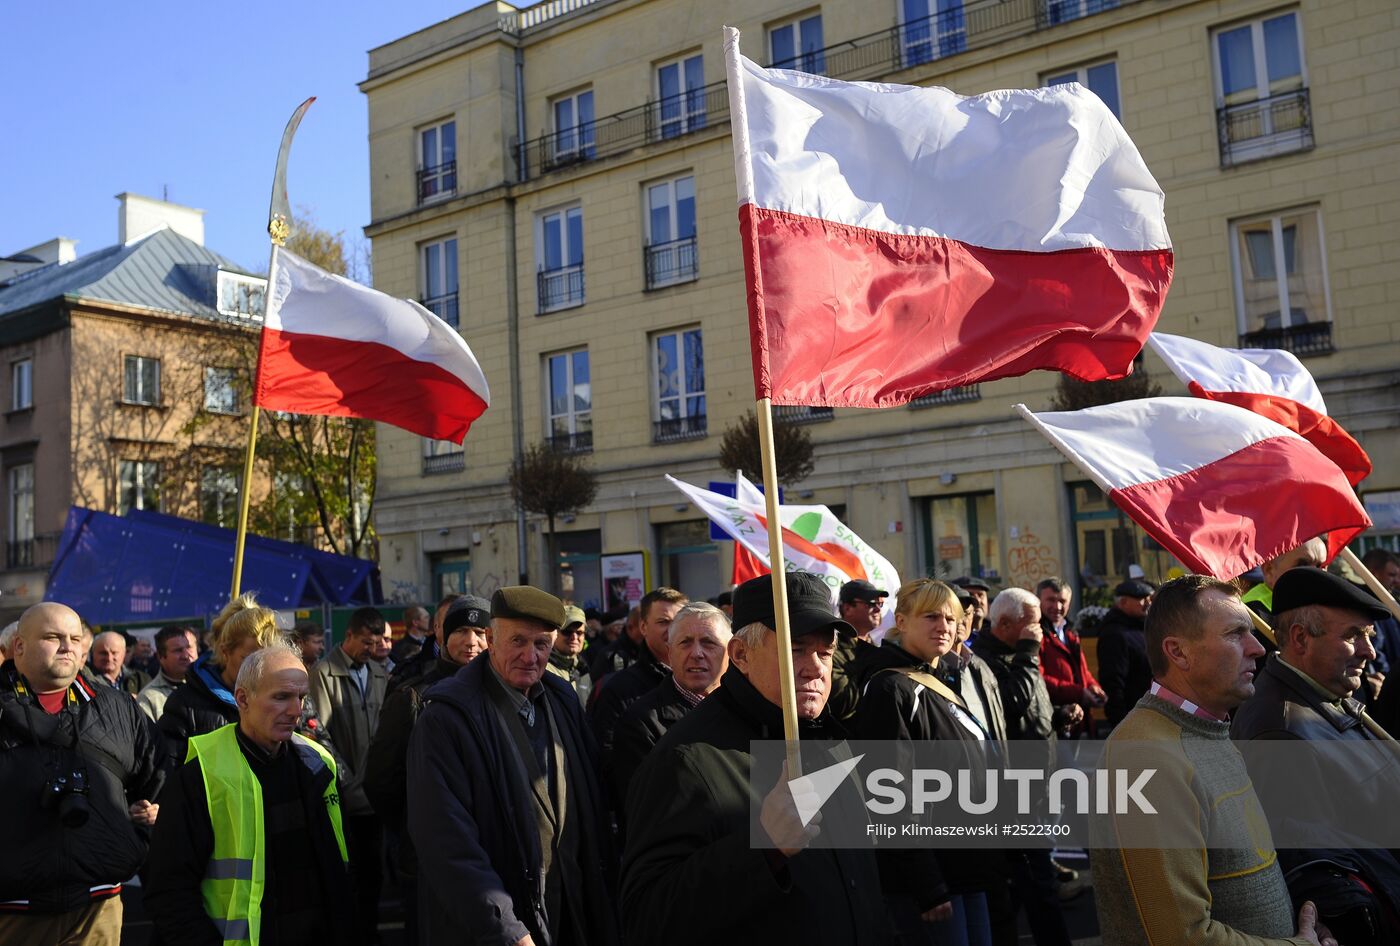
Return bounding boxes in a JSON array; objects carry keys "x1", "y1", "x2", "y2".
[
  {"x1": 622, "y1": 572, "x2": 888, "y2": 946},
  {"x1": 0, "y1": 602, "x2": 163, "y2": 944},
  {"x1": 408, "y1": 586, "x2": 618, "y2": 946},
  {"x1": 1095, "y1": 578, "x2": 1156, "y2": 729},
  {"x1": 588, "y1": 587, "x2": 686, "y2": 752}
]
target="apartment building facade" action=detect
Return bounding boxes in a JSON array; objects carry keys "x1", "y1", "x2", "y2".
[{"x1": 364, "y1": 0, "x2": 1400, "y2": 610}]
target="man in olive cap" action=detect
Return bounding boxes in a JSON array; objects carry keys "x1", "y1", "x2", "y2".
[
  {"x1": 407, "y1": 586, "x2": 617, "y2": 946},
  {"x1": 546, "y1": 605, "x2": 593, "y2": 705}
]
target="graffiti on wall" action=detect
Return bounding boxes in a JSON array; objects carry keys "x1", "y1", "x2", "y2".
[{"x1": 1006, "y1": 529, "x2": 1060, "y2": 589}]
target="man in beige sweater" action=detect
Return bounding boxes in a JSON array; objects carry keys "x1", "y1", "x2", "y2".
[{"x1": 1092, "y1": 574, "x2": 1335, "y2": 946}]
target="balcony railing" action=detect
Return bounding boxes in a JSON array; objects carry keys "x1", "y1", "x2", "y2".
[
  {"x1": 1217, "y1": 88, "x2": 1313, "y2": 167},
  {"x1": 417, "y1": 160, "x2": 457, "y2": 204},
  {"x1": 910, "y1": 385, "x2": 982, "y2": 408},
  {"x1": 421, "y1": 291, "x2": 459, "y2": 328},
  {"x1": 653, "y1": 413, "x2": 707, "y2": 443},
  {"x1": 422, "y1": 451, "x2": 465, "y2": 475},
  {"x1": 537, "y1": 263, "x2": 585, "y2": 313},
  {"x1": 6, "y1": 533, "x2": 57, "y2": 570},
  {"x1": 512, "y1": 0, "x2": 1138, "y2": 181},
  {"x1": 644, "y1": 236, "x2": 699, "y2": 289},
  {"x1": 774, "y1": 405, "x2": 834, "y2": 425},
  {"x1": 547, "y1": 430, "x2": 593, "y2": 454},
  {"x1": 1239, "y1": 321, "x2": 1333, "y2": 356}
]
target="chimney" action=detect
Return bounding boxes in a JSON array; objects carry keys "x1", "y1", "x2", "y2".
[
  {"x1": 116, "y1": 192, "x2": 205, "y2": 246},
  {"x1": 0, "y1": 237, "x2": 78, "y2": 282}
]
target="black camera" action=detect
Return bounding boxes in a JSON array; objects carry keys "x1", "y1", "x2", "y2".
[{"x1": 41, "y1": 766, "x2": 90, "y2": 828}]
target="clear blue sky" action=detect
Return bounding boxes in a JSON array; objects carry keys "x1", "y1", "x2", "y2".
[{"x1": 1, "y1": 1, "x2": 482, "y2": 274}]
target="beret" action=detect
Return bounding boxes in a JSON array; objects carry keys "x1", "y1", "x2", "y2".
[
  {"x1": 490, "y1": 586, "x2": 566, "y2": 630},
  {"x1": 1272, "y1": 566, "x2": 1391, "y2": 621}
]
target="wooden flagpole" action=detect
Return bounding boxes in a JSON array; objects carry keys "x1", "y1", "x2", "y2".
[
  {"x1": 230, "y1": 97, "x2": 316, "y2": 599},
  {"x1": 756, "y1": 398, "x2": 803, "y2": 776},
  {"x1": 1340, "y1": 547, "x2": 1400, "y2": 623}
]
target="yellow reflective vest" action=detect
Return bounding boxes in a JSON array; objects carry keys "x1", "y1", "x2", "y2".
[{"x1": 187, "y1": 724, "x2": 347, "y2": 946}]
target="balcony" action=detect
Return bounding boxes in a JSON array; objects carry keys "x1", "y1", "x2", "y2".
[
  {"x1": 774, "y1": 405, "x2": 834, "y2": 425},
  {"x1": 1239, "y1": 321, "x2": 1333, "y2": 357},
  {"x1": 644, "y1": 236, "x2": 699, "y2": 290},
  {"x1": 422, "y1": 451, "x2": 465, "y2": 475},
  {"x1": 537, "y1": 263, "x2": 585, "y2": 313},
  {"x1": 421, "y1": 291, "x2": 459, "y2": 328},
  {"x1": 5, "y1": 533, "x2": 57, "y2": 570},
  {"x1": 653, "y1": 413, "x2": 707, "y2": 443},
  {"x1": 417, "y1": 160, "x2": 457, "y2": 204},
  {"x1": 547, "y1": 430, "x2": 593, "y2": 454},
  {"x1": 1218, "y1": 89, "x2": 1313, "y2": 167},
  {"x1": 910, "y1": 385, "x2": 982, "y2": 409}
]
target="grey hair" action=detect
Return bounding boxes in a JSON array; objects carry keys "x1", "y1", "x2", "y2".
[
  {"x1": 234, "y1": 640, "x2": 303, "y2": 694},
  {"x1": 989, "y1": 587, "x2": 1039, "y2": 627},
  {"x1": 0, "y1": 621, "x2": 16, "y2": 656},
  {"x1": 668, "y1": 602, "x2": 732, "y2": 645},
  {"x1": 734, "y1": 621, "x2": 770, "y2": 650}
]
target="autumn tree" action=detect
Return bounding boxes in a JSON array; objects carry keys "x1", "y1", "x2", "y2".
[
  {"x1": 718, "y1": 409, "x2": 816, "y2": 488},
  {"x1": 1049, "y1": 359, "x2": 1163, "y2": 411},
  {"x1": 509, "y1": 442, "x2": 599, "y2": 595}
]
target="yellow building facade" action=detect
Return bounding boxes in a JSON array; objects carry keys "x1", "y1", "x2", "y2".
[{"x1": 363, "y1": 0, "x2": 1400, "y2": 610}]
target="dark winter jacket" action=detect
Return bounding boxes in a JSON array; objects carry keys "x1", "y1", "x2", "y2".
[
  {"x1": 606, "y1": 676, "x2": 694, "y2": 814},
  {"x1": 408, "y1": 656, "x2": 619, "y2": 946},
  {"x1": 621, "y1": 667, "x2": 889, "y2": 946},
  {"x1": 588, "y1": 646, "x2": 669, "y2": 754},
  {"x1": 968, "y1": 633, "x2": 1056, "y2": 745},
  {"x1": 0, "y1": 662, "x2": 164, "y2": 914},
  {"x1": 1095, "y1": 608, "x2": 1153, "y2": 728},
  {"x1": 828, "y1": 627, "x2": 878, "y2": 721}
]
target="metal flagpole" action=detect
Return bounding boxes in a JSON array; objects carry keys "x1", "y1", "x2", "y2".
[
  {"x1": 230, "y1": 97, "x2": 316, "y2": 599},
  {"x1": 756, "y1": 397, "x2": 803, "y2": 776}
]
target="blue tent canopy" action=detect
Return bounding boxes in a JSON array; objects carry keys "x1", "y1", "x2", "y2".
[{"x1": 46, "y1": 506, "x2": 381, "y2": 624}]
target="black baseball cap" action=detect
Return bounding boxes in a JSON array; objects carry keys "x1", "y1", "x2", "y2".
[
  {"x1": 1273, "y1": 567, "x2": 1390, "y2": 621},
  {"x1": 838, "y1": 579, "x2": 887, "y2": 604},
  {"x1": 732, "y1": 572, "x2": 854, "y2": 640}
]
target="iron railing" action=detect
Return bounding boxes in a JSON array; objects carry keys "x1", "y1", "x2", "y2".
[
  {"x1": 774, "y1": 405, "x2": 834, "y2": 425},
  {"x1": 910, "y1": 385, "x2": 982, "y2": 408},
  {"x1": 644, "y1": 236, "x2": 699, "y2": 289},
  {"x1": 653, "y1": 413, "x2": 707, "y2": 443},
  {"x1": 421, "y1": 291, "x2": 459, "y2": 328},
  {"x1": 1217, "y1": 88, "x2": 1313, "y2": 167},
  {"x1": 547, "y1": 430, "x2": 593, "y2": 453},
  {"x1": 1239, "y1": 321, "x2": 1333, "y2": 356},
  {"x1": 418, "y1": 160, "x2": 457, "y2": 203},
  {"x1": 422, "y1": 451, "x2": 465, "y2": 475},
  {"x1": 537, "y1": 263, "x2": 585, "y2": 313},
  {"x1": 5, "y1": 533, "x2": 56, "y2": 569}
]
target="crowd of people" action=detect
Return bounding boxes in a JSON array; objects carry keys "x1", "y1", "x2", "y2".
[{"x1": 1, "y1": 544, "x2": 1398, "y2": 945}]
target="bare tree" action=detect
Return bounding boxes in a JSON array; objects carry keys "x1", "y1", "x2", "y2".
[
  {"x1": 509, "y1": 442, "x2": 599, "y2": 595},
  {"x1": 1049, "y1": 359, "x2": 1163, "y2": 411},
  {"x1": 718, "y1": 409, "x2": 816, "y2": 488}
]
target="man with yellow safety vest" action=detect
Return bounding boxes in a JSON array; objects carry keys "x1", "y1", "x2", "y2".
[{"x1": 144, "y1": 642, "x2": 351, "y2": 946}]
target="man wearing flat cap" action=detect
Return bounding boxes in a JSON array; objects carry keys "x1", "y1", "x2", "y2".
[
  {"x1": 827, "y1": 578, "x2": 887, "y2": 720},
  {"x1": 1096, "y1": 578, "x2": 1156, "y2": 729},
  {"x1": 407, "y1": 586, "x2": 618, "y2": 946},
  {"x1": 952, "y1": 576, "x2": 992, "y2": 635},
  {"x1": 621, "y1": 571, "x2": 889, "y2": 946}
]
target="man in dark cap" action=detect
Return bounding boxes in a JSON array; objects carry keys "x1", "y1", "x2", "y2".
[
  {"x1": 407, "y1": 586, "x2": 617, "y2": 946},
  {"x1": 364, "y1": 594, "x2": 490, "y2": 946},
  {"x1": 621, "y1": 571, "x2": 890, "y2": 946},
  {"x1": 1232, "y1": 567, "x2": 1400, "y2": 944},
  {"x1": 828, "y1": 578, "x2": 887, "y2": 720},
  {"x1": 953, "y1": 576, "x2": 992, "y2": 636},
  {"x1": 1095, "y1": 578, "x2": 1156, "y2": 729}
]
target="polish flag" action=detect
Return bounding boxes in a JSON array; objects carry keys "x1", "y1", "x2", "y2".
[
  {"x1": 1147, "y1": 333, "x2": 1371, "y2": 486},
  {"x1": 723, "y1": 28, "x2": 1173, "y2": 408},
  {"x1": 255, "y1": 247, "x2": 489, "y2": 443},
  {"x1": 1017, "y1": 398, "x2": 1370, "y2": 580}
]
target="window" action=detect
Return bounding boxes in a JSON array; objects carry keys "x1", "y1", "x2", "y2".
[
  {"x1": 656, "y1": 520, "x2": 720, "y2": 602},
  {"x1": 923, "y1": 493, "x2": 999, "y2": 582},
  {"x1": 1044, "y1": 60, "x2": 1121, "y2": 119},
  {"x1": 770, "y1": 14, "x2": 825, "y2": 73},
  {"x1": 419, "y1": 120, "x2": 457, "y2": 203},
  {"x1": 656, "y1": 54, "x2": 706, "y2": 140},
  {"x1": 123, "y1": 355, "x2": 160, "y2": 406},
  {"x1": 899, "y1": 0, "x2": 965, "y2": 67},
  {"x1": 217, "y1": 272, "x2": 266, "y2": 319},
  {"x1": 551, "y1": 89, "x2": 595, "y2": 165},
  {"x1": 1044, "y1": 0, "x2": 1118, "y2": 27},
  {"x1": 545, "y1": 349, "x2": 591, "y2": 453},
  {"x1": 1230, "y1": 207, "x2": 1332, "y2": 354},
  {"x1": 11, "y1": 359, "x2": 32, "y2": 411},
  {"x1": 909, "y1": 385, "x2": 981, "y2": 409},
  {"x1": 119, "y1": 460, "x2": 161, "y2": 514},
  {"x1": 555, "y1": 530, "x2": 603, "y2": 610},
  {"x1": 537, "y1": 206, "x2": 584, "y2": 312},
  {"x1": 204, "y1": 367, "x2": 240, "y2": 415},
  {"x1": 422, "y1": 438, "x2": 465, "y2": 475},
  {"x1": 644, "y1": 175, "x2": 698, "y2": 288},
  {"x1": 8, "y1": 463, "x2": 33, "y2": 567},
  {"x1": 200, "y1": 467, "x2": 240, "y2": 528},
  {"x1": 421, "y1": 238, "x2": 459, "y2": 328},
  {"x1": 1213, "y1": 11, "x2": 1311, "y2": 165},
  {"x1": 653, "y1": 328, "x2": 706, "y2": 442}
]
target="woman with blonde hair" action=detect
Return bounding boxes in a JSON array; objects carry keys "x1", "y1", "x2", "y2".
[{"x1": 157, "y1": 593, "x2": 285, "y2": 764}]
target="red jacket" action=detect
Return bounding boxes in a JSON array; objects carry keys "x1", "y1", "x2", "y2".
[{"x1": 1038, "y1": 619, "x2": 1100, "y2": 705}]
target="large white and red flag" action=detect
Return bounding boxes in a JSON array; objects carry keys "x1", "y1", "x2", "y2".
[
  {"x1": 723, "y1": 28, "x2": 1173, "y2": 407},
  {"x1": 254, "y1": 247, "x2": 489, "y2": 442},
  {"x1": 1017, "y1": 397, "x2": 1370, "y2": 580},
  {"x1": 1147, "y1": 332, "x2": 1371, "y2": 486}
]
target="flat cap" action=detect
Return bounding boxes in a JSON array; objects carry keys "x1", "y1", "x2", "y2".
[
  {"x1": 1114, "y1": 579, "x2": 1156, "y2": 599},
  {"x1": 1273, "y1": 567, "x2": 1391, "y2": 622},
  {"x1": 443, "y1": 595, "x2": 492, "y2": 638},
  {"x1": 491, "y1": 586, "x2": 566, "y2": 630},
  {"x1": 562, "y1": 605, "x2": 587, "y2": 632},
  {"x1": 732, "y1": 571, "x2": 853, "y2": 640},
  {"x1": 838, "y1": 579, "x2": 888, "y2": 604},
  {"x1": 952, "y1": 576, "x2": 992, "y2": 592}
]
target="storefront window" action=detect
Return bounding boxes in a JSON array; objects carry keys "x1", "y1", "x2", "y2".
[
  {"x1": 923, "y1": 493, "x2": 999, "y2": 582},
  {"x1": 656, "y1": 520, "x2": 720, "y2": 601}
]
